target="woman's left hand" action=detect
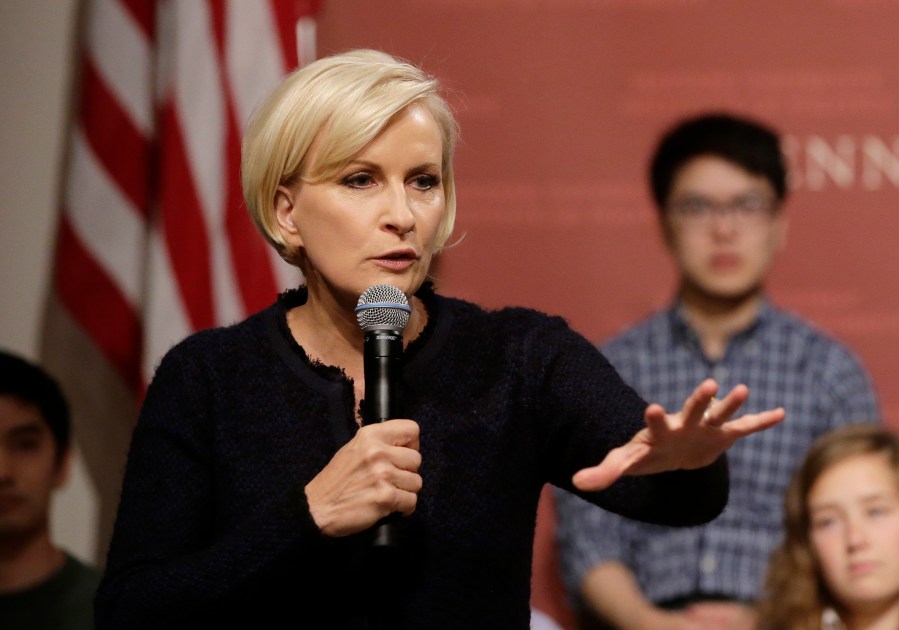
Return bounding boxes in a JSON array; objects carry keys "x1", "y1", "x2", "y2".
[{"x1": 572, "y1": 379, "x2": 785, "y2": 492}]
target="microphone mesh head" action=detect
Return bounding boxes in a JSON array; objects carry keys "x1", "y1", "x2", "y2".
[{"x1": 355, "y1": 284, "x2": 411, "y2": 331}]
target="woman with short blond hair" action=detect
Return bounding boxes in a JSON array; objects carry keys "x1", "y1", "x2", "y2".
[{"x1": 96, "y1": 49, "x2": 783, "y2": 628}]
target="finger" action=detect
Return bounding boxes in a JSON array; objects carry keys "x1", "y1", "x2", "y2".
[
  {"x1": 644, "y1": 403, "x2": 673, "y2": 433},
  {"x1": 387, "y1": 443, "x2": 422, "y2": 472},
  {"x1": 706, "y1": 384, "x2": 749, "y2": 423},
  {"x1": 372, "y1": 455, "x2": 422, "y2": 494},
  {"x1": 372, "y1": 473, "x2": 420, "y2": 514},
  {"x1": 681, "y1": 379, "x2": 719, "y2": 425},
  {"x1": 702, "y1": 397, "x2": 725, "y2": 427},
  {"x1": 572, "y1": 439, "x2": 651, "y2": 492},
  {"x1": 392, "y1": 487, "x2": 419, "y2": 516},
  {"x1": 391, "y1": 469, "x2": 423, "y2": 494},
  {"x1": 365, "y1": 419, "x2": 420, "y2": 449},
  {"x1": 721, "y1": 408, "x2": 785, "y2": 438}
]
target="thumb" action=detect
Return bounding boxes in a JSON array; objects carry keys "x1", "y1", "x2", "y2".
[{"x1": 572, "y1": 441, "x2": 650, "y2": 492}]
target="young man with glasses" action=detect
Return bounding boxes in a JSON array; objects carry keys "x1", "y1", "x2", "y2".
[{"x1": 555, "y1": 114, "x2": 879, "y2": 630}]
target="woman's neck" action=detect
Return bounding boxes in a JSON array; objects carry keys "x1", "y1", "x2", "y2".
[
  {"x1": 286, "y1": 285, "x2": 429, "y2": 423},
  {"x1": 843, "y1": 598, "x2": 899, "y2": 630},
  {"x1": 290, "y1": 285, "x2": 429, "y2": 366},
  {"x1": 678, "y1": 285, "x2": 763, "y2": 362},
  {"x1": 289, "y1": 287, "x2": 367, "y2": 369}
]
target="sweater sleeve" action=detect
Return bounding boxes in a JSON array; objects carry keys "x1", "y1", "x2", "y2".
[
  {"x1": 94, "y1": 341, "x2": 341, "y2": 628},
  {"x1": 535, "y1": 316, "x2": 729, "y2": 527}
]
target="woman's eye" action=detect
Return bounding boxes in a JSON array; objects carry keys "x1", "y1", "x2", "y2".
[
  {"x1": 868, "y1": 504, "x2": 892, "y2": 517},
  {"x1": 410, "y1": 174, "x2": 440, "y2": 191},
  {"x1": 812, "y1": 516, "x2": 836, "y2": 530},
  {"x1": 342, "y1": 173, "x2": 375, "y2": 189}
]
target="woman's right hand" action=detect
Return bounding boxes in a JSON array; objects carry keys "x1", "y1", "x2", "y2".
[{"x1": 304, "y1": 419, "x2": 422, "y2": 537}]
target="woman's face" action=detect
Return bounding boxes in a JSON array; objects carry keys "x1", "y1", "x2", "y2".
[
  {"x1": 275, "y1": 104, "x2": 446, "y2": 305},
  {"x1": 809, "y1": 453, "x2": 899, "y2": 616}
]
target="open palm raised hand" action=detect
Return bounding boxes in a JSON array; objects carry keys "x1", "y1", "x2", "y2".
[{"x1": 573, "y1": 379, "x2": 785, "y2": 492}]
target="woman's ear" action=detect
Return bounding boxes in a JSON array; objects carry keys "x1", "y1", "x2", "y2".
[{"x1": 274, "y1": 184, "x2": 304, "y2": 249}]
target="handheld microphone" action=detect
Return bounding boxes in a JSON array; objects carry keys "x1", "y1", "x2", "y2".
[{"x1": 355, "y1": 284, "x2": 411, "y2": 546}]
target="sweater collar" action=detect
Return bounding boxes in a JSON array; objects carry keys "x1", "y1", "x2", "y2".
[{"x1": 270, "y1": 281, "x2": 450, "y2": 377}]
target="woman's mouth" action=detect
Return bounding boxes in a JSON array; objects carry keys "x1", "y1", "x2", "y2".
[
  {"x1": 373, "y1": 251, "x2": 417, "y2": 271},
  {"x1": 849, "y1": 560, "x2": 879, "y2": 577}
]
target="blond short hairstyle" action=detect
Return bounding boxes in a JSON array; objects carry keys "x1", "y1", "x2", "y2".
[{"x1": 241, "y1": 49, "x2": 458, "y2": 266}]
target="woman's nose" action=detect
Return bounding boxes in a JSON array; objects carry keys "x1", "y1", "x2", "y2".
[
  {"x1": 845, "y1": 516, "x2": 869, "y2": 551},
  {"x1": 382, "y1": 184, "x2": 415, "y2": 234}
]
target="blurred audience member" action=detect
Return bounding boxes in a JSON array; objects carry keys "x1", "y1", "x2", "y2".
[
  {"x1": 760, "y1": 424, "x2": 899, "y2": 630},
  {"x1": 555, "y1": 113, "x2": 879, "y2": 629},
  {"x1": 0, "y1": 350, "x2": 101, "y2": 630}
]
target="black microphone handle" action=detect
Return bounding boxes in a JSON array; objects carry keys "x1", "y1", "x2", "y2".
[{"x1": 362, "y1": 326, "x2": 404, "y2": 547}]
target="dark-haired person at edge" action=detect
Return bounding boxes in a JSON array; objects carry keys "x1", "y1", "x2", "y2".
[
  {"x1": 0, "y1": 351, "x2": 102, "y2": 630},
  {"x1": 94, "y1": 52, "x2": 785, "y2": 629},
  {"x1": 555, "y1": 114, "x2": 879, "y2": 630}
]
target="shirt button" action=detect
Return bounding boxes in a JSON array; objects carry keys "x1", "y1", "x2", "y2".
[
  {"x1": 700, "y1": 554, "x2": 717, "y2": 574},
  {"x1": 711, "y1": 366, "x2": 728, "y2": 381}
]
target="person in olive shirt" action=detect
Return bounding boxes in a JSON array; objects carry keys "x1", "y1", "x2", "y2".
[{"x1": 0, "y1": 350, "x2": 101, "y2": 630}]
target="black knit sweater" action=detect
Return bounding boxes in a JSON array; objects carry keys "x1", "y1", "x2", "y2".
[{"x1": 96, "y1": 286, "x2": 728, "y2": 629}]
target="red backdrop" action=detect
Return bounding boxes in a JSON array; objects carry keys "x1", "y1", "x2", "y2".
[
  {"x1": 316, "y1": 2, "x2": 899, "y2": 625},
  {"x1": 317, "y1": 1, "x2": 899, "y2": 423}
]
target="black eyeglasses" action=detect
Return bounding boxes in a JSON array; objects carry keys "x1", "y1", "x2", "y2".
[{"x1": 667, "y1": 192, "x2": 777, "y2": 226}]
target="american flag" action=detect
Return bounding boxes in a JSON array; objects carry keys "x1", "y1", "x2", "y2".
[{"x1": 43, "y1": 0, "x2": 318, "y2": 559}]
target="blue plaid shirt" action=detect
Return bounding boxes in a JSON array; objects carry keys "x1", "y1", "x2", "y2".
[{"x1": 555, "y1": 299, "x2": 879, "y2": 605}]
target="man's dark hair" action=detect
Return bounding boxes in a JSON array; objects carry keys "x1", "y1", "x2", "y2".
[
  {"x1": 0, "y1": 350, "x2": 70, "y2": 458},
  {"x1": 650, "y1": 112, "x2": 788, "y2": 211}
]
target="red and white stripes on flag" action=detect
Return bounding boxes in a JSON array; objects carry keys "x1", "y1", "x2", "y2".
[{"x1": 43, "y1": 0, "x2": 318, "y2": 559}]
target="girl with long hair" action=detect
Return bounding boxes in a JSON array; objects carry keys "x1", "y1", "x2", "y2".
[{"x1": 760, "y1": 424, "x2": 899, "y2": 630}]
